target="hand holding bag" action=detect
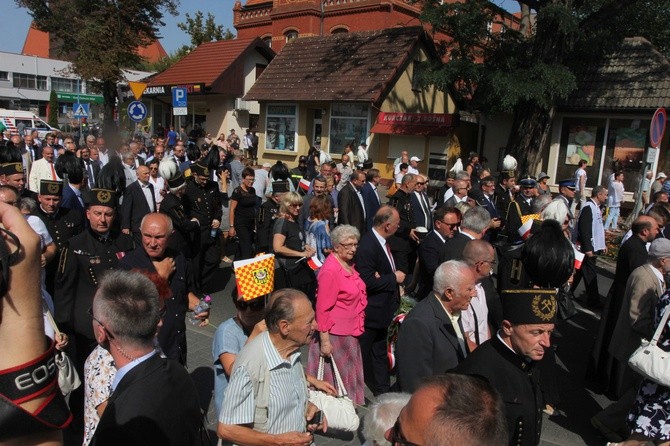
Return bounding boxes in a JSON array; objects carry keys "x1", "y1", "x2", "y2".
[
  {"x1": 308, "y1": 356, "x2": 359, "y2": 432},
  {"x1": 628, "y1": 305, "x2": 670, "y2": 387},
  {"x1": 45, "y1": 308, "x2": 82, "y2": 396}
]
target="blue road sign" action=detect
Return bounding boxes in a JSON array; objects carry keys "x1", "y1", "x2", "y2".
[
  {"x1": 127, "y1": 101, "x2": 148, "y2": 123},
  {"x1": 172, "y1": 87, "x2": 187, "y2": 108},
  {"x1": 650, "y1": 107, "x2": 666, "y2": 148},
  {"x1": 72, "y1": 102, "x2": 89, "y2": 118}
]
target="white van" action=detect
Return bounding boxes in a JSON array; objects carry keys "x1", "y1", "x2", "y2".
[{"x1": 0, "y1": 109, "x2": 57, "y2": 139}]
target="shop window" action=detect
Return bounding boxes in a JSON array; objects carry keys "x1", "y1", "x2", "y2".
[
  {"x1": 328, "y1": 103, "x2": 369, "y2": 153},
  {"x1": 603, "y1": 118, "x2": 650, "y2": 193},
  {"x1": 265, "y1": 104, "x2": 297, "y2": 151},
  {"x1": 556, "y1": 117, "x2": 606, "y2": 188}
]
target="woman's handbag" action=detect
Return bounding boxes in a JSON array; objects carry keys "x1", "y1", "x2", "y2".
[
  {"x1": 628, "y1": 306, "x2": 670, "y2": 387},
  {"x1": 45, "y1": 308, "x2": 82, "y2": 396},
  {"x1": 308, "y1": 356, "x2": 359, "y2": 432}
]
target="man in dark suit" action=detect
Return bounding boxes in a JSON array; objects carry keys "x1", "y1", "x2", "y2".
[
  {"x1": 396, "y1": 260, "x2": 476, "y2": 392},
  {"x1": 80, "y1": 146, "x2": 101, "y2": 189},
  {"x1": 337, "y1": 169, "x2": 366, "y2": 235},
  {"x1": 439, "y1": 206, "x2": 491, "y2": 263},
  {"x1": 91, "y1": 270, "x2": 202, "y2": 445},
  {"x1": 355, "y1": 205, "x2": 405, "y2": 395},
  {"x1": 121, "y1": 165, "x2": 156, "y2": 245},
  {"x1": 361, "y1": 168, "x2": 381, "y2": 231},
  {"x1": 410, "y1": 174, "x2": 433, "y2": 230},
  {"x1": 57, "y1": 152, "x2": 86, "y2": 219},
  {"x1": 416, "y1": 206, "x2": 462, "y2": 299}
]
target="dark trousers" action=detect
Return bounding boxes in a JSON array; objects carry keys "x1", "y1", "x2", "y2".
[
  {"x1": 192, "y1": 237, "x2": 220, "y2": 294},
  {"x1": 358, "y1": 326, "x2": 391, "y2": 395},
  {"x1": 571, "y1": 254, "x2": 600, "y2": 305},
  {"x1": 234, "y1": 221, "x2": 255, "y2": 260}
]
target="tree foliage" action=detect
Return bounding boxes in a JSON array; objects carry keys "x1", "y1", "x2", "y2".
[
  {"x1": 177, "y1": 11, "x2": 234, "y2": 48},
  {"x1": 16, "y1": 0, "x2": 179, "y2": 142},
  {"x1": 47, "y1": 90, "x2": 59, "y2": 129},
  {"x1": 418, "y1": 0, "x2": 670, "y2": 173}
]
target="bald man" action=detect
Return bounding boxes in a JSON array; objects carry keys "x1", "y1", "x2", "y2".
[{"x1": 120, "y1": 164, "x2": 156, "y2": 245}]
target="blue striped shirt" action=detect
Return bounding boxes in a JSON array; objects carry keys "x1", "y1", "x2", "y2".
[{"x1": 219, "y1": 331, "x2": 308, "y2": 434}]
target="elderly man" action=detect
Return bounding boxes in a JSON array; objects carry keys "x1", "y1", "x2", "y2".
[
  {"x1": 356, "y1": 206, "x2": 405, "y2": 395},
  {"x1": 410, "y1": 174, "x2": 432, "y2": 230},
  {"x1": 218, "y1": 289, "x2": 326, "y2": 445},
  {"x1": 120, "y1": 165, "x2": 156, "y2": 245},
  {"x1": 456, "y1": 288, "x2": 559, "y2": 446},
  {"x1": 119, "y1": 213, "x2": 208, "y2": 365},
  {"x1": 90, "y1": 270, "x2": 203, "y2": 444},
  {"x1": 396, "y1": 260, "x2": 476, "y2": 392},
  {"x1": 385, "y1": 374, "x2": 507, "y2": 446},
  {"x1": 337, "y1": 169, "x2": 367, "y2": 234},
  {"x1": 29, "y1": 145, "x2": 59, "y2": 192},
  {"x1": 444, "y1": 179, "x2": 468, "y2": 208},
  {"x1": 336, "y1": 154, "x2": 355, "y2": 190}
]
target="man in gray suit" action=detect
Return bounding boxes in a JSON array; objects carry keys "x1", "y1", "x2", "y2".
[{"x1": 592, "y1": 238, "x2": 670, "y2": 441}]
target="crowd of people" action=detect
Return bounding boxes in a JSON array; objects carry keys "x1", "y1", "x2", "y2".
[{"x1": 1, "y1": 127, "x2": 670, "y2": 446}]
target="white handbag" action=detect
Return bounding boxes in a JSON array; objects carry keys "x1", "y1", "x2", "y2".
[
  {"x1": 45, "y1": 307, "x2": 82, "y2": 396},
  {"x1": 308, "y1": 356, "x2": 360, "y2": 432},
  {"x1": 628, "y1": 305, "x2": 670, "y2": 387}
]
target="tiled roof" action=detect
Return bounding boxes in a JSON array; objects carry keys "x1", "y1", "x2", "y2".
[
  {"x1": 148, "y1": 37, "x2": 273, "y2": 87},
  {"x1": 562, "y1": 37, "x2": 670, "y2": 111},
  {"x1": 244, "y1": 27, "x2": 429, "y2": 104}
]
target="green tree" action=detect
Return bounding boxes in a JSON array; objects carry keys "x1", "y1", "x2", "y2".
[
  {"x1": 419, "y1": 0, "x2": 670, "y2": 174},
  {"x1": 47, "y1": 89, "x2": 59, "y2": 129},
  {"x1": 177, "y1": 11, "x2": 234, "y2": 48},
  {"x1": 16, "y1": 0, "x2": 179, "y2": 145}
]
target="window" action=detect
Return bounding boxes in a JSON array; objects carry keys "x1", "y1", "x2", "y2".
[
  {"x1": 285, "y1": 31, "x2": 298, "y2": 43},
  {"x1": 262, "y1": 36, "x2": 272, "y2": 48},
  {"x1": 51, "y1": 77, "x2": 81, "y2": 93},
  {"x1": 0, "y1": 71, "x2": 8, "y2": 81},
  {"x1": 13, "y1": 73, "x2": 47, "y2": 90},
  {"x1": 328, "y1": 103, "x2": 369, "y2": 153},
  {"x1": 331, "y1": 27, "x2": 348, "y2": 34},
  {"x1": 265, "y1": 105, "x2": 297, "y2": 151}
]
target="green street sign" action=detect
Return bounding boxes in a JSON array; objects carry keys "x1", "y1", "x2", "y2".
[{"x1": 56, "y1": 92, "x2": 104, "y2": 104}]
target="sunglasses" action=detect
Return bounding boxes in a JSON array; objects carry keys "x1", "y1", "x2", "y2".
[
  {"x1": 389, "y1": 418, "x2": 418, "y2": 446},
  {"x1": 415, "y1": 182, "x2": 426, "y2": 185},
  {"x1": 235, "y1": 299, "x2": 265, "y2": 311},
  {"x1": 88, "y1": 306, "x2": 115, "y2": 339},
  {"x1": 441, "y1": 221, "x2": 461, "y2": 229}
]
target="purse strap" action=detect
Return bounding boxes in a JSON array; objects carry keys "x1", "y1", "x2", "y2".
[
  {"x1": 317, "y1": 355, "x2": 349, "y2": 397},
  {"x1": 649, "y1": 304, "x2": 670, "y2": 346}
]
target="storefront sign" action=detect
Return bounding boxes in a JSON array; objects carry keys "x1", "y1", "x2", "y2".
[
  {"x1": 143, "y1": 83, "x2": 205, "y2": 97},
  {"x1": 371, "y1": 112, "x2": 459, "y2": 136},
  {"x1": 56, "y1": 92, "x2": 103, "y2": 104}
]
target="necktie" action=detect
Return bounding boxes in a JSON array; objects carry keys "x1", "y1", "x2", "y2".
[
  {"x1": 421, "y1": 193, "x2": 431, "y2": 227},
  {"x1": 470, "y1": 303, "x2": 480, "y2": 346},
  {"x1": 385, "y1": 242, "x2": 396, "y2": 271},
  {"x1": 50, "y1": 163, "x2": 57, "y2": 180},
  {"x1": 87, "y1": 163, "x2": 95, "y2": 189}
]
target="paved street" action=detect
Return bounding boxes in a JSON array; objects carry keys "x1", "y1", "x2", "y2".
[{"x1": 183, "y1": 255, "x2": 620, "y2": 445}]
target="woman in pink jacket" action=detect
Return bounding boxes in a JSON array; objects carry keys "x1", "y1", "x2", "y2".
[{"x1": 307, "y1": 224, "x2": 367, "y2": 405}]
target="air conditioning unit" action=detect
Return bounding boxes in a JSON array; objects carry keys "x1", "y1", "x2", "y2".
[{"x1": 234, "y1": 98, "x2": 250, "y2": 110}]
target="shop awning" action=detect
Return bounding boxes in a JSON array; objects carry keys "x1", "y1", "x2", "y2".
[{"x1": 370, "y1": 112, "x2": 459, "y2": 136}]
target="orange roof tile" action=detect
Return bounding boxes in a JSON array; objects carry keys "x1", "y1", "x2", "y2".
[
  {"x1": 21, "y1": 25, "x2": 50, "y2": 58},
  {"x1": 148, "y1": 38, "x2": 273, "y2": 88},
  {"x1": 136, "y1": 40, "x2": 168, "y2": 63}
]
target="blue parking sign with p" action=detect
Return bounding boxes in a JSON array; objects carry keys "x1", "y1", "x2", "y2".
[{"x1": 172, "y1": 87, "x2": 187, "y2": 108}]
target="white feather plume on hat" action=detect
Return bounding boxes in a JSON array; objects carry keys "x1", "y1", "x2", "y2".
[
  {"x1": 450, "y1": 158, "x2": 464, "y2": 173},
  {"x1": 502, "y1": 154, "x2": 518, "y2": 171}
]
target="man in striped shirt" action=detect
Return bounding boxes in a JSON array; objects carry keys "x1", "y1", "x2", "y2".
[{"x1": 218, "y1": 289, "x2": 326, "y2": 445}]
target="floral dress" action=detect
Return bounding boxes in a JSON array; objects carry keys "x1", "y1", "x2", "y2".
[{"x1": 627, "y1": 290, "x2": 670, "y2": 440}]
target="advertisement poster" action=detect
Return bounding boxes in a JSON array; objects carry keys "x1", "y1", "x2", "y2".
[{"x1": 565, "y1": 126, "x2": 597, "y2": 165}]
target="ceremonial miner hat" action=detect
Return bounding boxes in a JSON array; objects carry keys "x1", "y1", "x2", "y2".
[
  {"x1": 167, "y1": 172, "x2": 185, "y2": 189},
  {"x1": 39, "y1": 180, "x2": 63, "y2": 196},
  {"x1": 190, "y1": 162, "x2": 210, "y2": 177},
  {"x1": 272, "y1": 180, "x2": 290, "y2": 194},
  {"x1": 88, "y1": 189, "x2": 117, "y2": 209},
  {"x1": 501, "y1": 289, "x2": 558, "y2": 324},
  {"x1": 0, "y1": 162, "x2": 23, "y2": 176},
  {"x1": 500, "y1": 169, "x2": 516, "y2": 180}
]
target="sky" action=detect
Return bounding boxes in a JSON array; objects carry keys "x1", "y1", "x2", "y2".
[{"x1": 0, "y1": 0, "x2": 520, "y2": 55}]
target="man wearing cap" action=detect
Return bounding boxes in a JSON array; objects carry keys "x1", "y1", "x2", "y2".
[
  {"x1": 651, "y1": 172, "x2": 666, "y2": 196},
  {"x1": 35, "y1": 179, "x2": 84, "y2": 297},
  {"x1": 183, "y1": 161, "x2": 223, "y2": 293},
  {"x1": 257, "y1": 181, "x2": 288, "y2": 253},
  {"x1": 592, "y1": 238, "x2": 670, "y2": 439},
  {"x1": 505, "y1": 175, "x2": 537, "y2": 244},
  {"x1": 408, "y1": 156, "x2": 421, "y2": 175},
  {"x1": 536, "y1": 172, "x2": 551, "y2": 195},
  {"x1": 571, "y1": 185, "x2": 608, "y2": 308},
  {"x1": 289, "y1": 156, "x2": 308, "y2": 190},
  {"x1": 0, "y1": 161, "x2": 36, "y2": 200},
  {"x1": 159, "y1": 165, "x2": 202, "y2": 260},
  {"x1": 455, "y1": 288, "x2": 558, "y2": 446}
]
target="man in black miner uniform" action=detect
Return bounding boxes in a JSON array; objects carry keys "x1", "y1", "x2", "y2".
[
  {"x1": 494, "y1": 169, "x2": 516, "y2": 236},
  {"x1": 34, "y1": 179, "x2": 84, "y2": 297},
  {"x1": 159, "y1": 167, "x2": 201, "y2": 259},
  {"x1": 505, "y1": 175, "x2": 537, "y2": 244},
  {"x1": 54, "y1": 188, "x2": 134, "y2": 444},
  {"x1": 257, "y1": 181, "x2": 288, "y2": 253},
  {"x1": 183, "y1": 161, "x2": 223, "y2": 293},
  {"x1": 0, "y1": 161, "x2": 37, "y2": 200},
  {"x1": 290, "y1": 155, "x2": 309, "y2": 190}
]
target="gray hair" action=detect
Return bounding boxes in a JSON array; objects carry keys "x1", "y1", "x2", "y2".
[
  {"x1": 121, "y1": 151, "x2": 135, "y2": 162},
  {"x1": 265, "y1": 288, "x2": 307, "y2": 333},
  {"x1": 461, "y1": 207, "x2": 491, "y2": 234},
  {"x1": 331, "y1": 224, "x2": 360, "y2": 246},
  {"x1": 401, "y1": 173, "x2": 416, "y2": 186},
  {"x1": 456, "y1": 171, "x2": 470, "y2": 181},
  {"x1": 532, "y1": 193, "x2": 553, "y2": 213},
  {"x1": 541, "y1": 200, "x2": 569, "y2": 224},
  {"x1": 92, "y1": 270, "x2": 160, "y2": 347},
  {"x1": 362, "y1": 392, "x2": 411, "y2": 445},
  {"x1": 433, "y1": 260, "x2": 470, "y2": 295},
  {"x1": 373, "y1": 205, "x2": 397, "y2": 228},
  {"x1": 592, "y1": 185, "x2": 606, "y2": 198}
]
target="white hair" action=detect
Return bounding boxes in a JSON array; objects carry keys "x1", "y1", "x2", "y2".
[
  {"x1": 362, "y1": 393, "x2": 411, "y2": 445},
  {"x1": 433, "y1": 260, "x2": 470, "y2": 295},
  {"x1": 541, "y1": 200, "x2": 569, "y2": 224}
]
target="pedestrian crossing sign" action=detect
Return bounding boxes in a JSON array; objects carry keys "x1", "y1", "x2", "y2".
[{"x1": 73, "y1": 103, "x2": 89, "y2": 118}]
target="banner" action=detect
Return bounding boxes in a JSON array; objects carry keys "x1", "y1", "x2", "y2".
[{"x1": 233, "y1": 253, "x2": 275, "y2": 300}]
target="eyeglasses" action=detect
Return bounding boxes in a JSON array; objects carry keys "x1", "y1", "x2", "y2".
[
  {"x1": 389, "y1": 418, "x2": 418, "y2": 446},
  {"x1": 340, "y1": 242, "x2": 359, "y2": 250},
  {"x1": 235, "y1": 299, "x2": 265, "y2": 311},
  {"x1": 87, "y1": 306, "x2": 115, "y2": 339},
  {"x1": 480, "y1": 259, "x2": 497, "y2": 266}
]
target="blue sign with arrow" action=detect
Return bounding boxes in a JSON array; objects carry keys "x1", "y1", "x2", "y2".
[{"x1": 127, "y1": 101, "x2": 148, "y2": 123}]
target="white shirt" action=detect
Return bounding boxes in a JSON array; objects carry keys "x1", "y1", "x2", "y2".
[
  {"x1": 461, "y1": 283, "x2": 490, "y2": 346},
  {"x1": 139, "y1": 181, "x2": 155, "y2": 212},
  {"x1": 407, "y1": 166, "x2": 419, "y2": 175},
  {"x1": 149, "y1": 176, "x2": 165, "y2": 205}
]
